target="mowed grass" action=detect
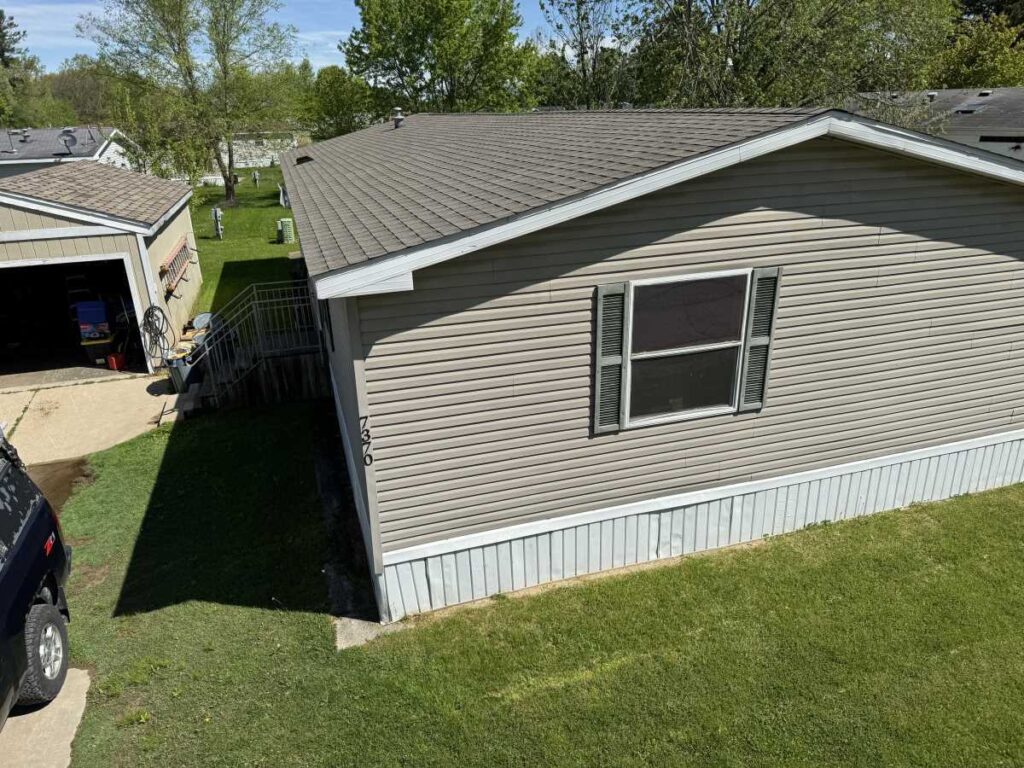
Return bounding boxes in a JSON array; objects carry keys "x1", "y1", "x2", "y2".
[
  {"x1": 191, "y1": 166, "x2": 296, "y2": 314},
  {"x1": 62, "y1": 406, "x2": 1024, "y2": 766}
]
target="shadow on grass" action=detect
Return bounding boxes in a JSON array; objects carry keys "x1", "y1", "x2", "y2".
[
  {"x1": 113, "y1": 401, "x2": 373, "y2": 617},
  {"x1": 207, "y1": 258, "x2": 299, "y2": 313}
]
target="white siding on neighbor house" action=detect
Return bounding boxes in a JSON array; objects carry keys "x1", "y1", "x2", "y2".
[{"x1": 355, "y1": 137, "x2": 1024, "y2": 557}]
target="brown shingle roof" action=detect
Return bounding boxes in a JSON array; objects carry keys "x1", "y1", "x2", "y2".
[
  {"x1": 0, "y1": 161, "x2": 190, "y2": 228},
  {"x1": 281, "y1": 109, "x2": 827, "y2": 277}
]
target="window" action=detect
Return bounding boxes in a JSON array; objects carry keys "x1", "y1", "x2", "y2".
[
  {"x1": 627, "y1": 272, "x2": 749, "y2": 426},
  {"x1": 593, "y1": 268, "x2": 781, "y2": 434},
  {"x1": 160, "y1": 238, "x2": 192, "y2": 296}
]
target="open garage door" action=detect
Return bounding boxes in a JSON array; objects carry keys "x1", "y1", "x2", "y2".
[{"x1": 0, "y1": 257, "x2": 149, "y2": 389}]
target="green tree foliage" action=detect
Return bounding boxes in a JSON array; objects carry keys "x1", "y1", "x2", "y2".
[
  {"x1": 961, "y1": 0, "x2": 1024, "y2": 24},
  {"x1": 0, "y1": 10, "x2": 26, "y2": 68},
  {"x1": 627, "y1": 0, "x2": 956, "y2": 108},
  {"x1": 308, "y1": 65, "x2": 374, "y2": 139},
  {"x1": 928, "y1": 14, "x2": 1024, "y2": 86},
  {"x1": 44, "y1": 55, "x2": 116, "y2": 124},
  {"x1": 343, "y1": 0, "x2": 532, "y2": 112},
  {"x1": 80, "y1": 0, "x2": 295, "y2": 202},
  {"x1": 538, "y1": 0, "x2": 630, "y2": 108}
]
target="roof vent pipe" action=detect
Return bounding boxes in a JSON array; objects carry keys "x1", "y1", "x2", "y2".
[
  {"x1": 979, "y1": 89, "x2": 993, "y2": 97},
  {"x1": 392, "y1": 107, "x2": 404, "y2": 129}
]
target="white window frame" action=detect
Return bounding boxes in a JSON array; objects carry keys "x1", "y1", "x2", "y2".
[{"x1": 623, "y1": 268, "x2": 753, "y2": 429}]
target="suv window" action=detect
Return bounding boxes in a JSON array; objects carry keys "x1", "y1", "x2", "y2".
[{"x1": 0, "y1": 456, "x2": 34, "y2": 571}]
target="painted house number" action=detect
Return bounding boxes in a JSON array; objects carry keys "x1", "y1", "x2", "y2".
[{"x1": 359, "y1": 416, "x2": 373, "y2": 466}]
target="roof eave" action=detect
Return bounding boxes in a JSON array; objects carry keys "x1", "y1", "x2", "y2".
[
  {"x1": 308, "y1": 110, "x2": 1024, "y2": 300},
  {"x1": 0, "y1": 186, "x2": 192, "y2": 236}
]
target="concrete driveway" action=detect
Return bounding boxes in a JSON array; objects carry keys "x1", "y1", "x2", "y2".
[
  {"x1": 0, "y1": 670, "x2": 90, "y2": 768},
  {"x1": 0, "y1": 376, "x2": 177, "y2": 464}
]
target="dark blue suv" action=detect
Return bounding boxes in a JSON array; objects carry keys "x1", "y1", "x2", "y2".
[{"x1": 0, "y1": 429, "x2": 71, "y2": 732}]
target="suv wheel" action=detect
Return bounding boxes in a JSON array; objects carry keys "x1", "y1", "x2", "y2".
[{"x1": 17, "y1": 603, "x2": 68, "y2": 705}]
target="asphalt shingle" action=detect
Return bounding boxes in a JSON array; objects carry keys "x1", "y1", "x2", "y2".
[
  {"x1": 0, "y1": 161, "x2": 190, "y2": 227},
  {"x1": 0, "y1": 126, "x2": 117, "y2": 162},
  {"x1": 281, "y1": 109, "x2": 827, "y2": 277}
]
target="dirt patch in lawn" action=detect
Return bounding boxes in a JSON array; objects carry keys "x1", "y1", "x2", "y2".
[{"x1": 27, "y1": 458, "x2": 94, "y2": 515}]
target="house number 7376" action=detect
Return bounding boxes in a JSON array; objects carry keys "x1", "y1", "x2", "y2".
[{"x1": 359, "y1": 416, "x2": 373, "y2": 466}]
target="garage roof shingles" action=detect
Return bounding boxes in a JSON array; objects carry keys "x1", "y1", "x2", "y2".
[
  {"x1": 281, "y1": 109, "x2": 827, "y2": 277},
  {"x1": 0, "y1": 161, "x2": 190, "y2": 227}
]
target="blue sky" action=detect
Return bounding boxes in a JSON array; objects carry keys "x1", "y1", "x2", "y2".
[{"x1": 6, "y1": 0, "x2": 551, "y2": 72}]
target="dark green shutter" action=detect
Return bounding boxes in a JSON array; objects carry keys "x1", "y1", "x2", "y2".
[
  {"x1": 593, "y1": 283, "x2": 628, "y2": 434},
  {"x1": 738, "y1": 267, "x2": 781, "y2": 413}
]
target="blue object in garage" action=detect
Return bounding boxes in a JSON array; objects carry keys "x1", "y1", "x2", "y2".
[{"x1": 73, "y1": 301, "x2": 109, "y2": 339}]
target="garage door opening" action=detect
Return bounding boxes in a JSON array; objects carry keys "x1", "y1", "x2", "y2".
[{"x1": 0, "y1": 259, "x2": 148, "y2": 389}]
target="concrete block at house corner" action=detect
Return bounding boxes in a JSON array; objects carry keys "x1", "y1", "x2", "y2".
[
  {"x1": 334, "y1": 616, "x2": 405, "y2": 650},
  {"x1": 0, "y1": 668, "x2": 90, "y2": 768}
]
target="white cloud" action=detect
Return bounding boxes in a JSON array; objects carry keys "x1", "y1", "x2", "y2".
[{"x1": 294, "y1": 27, "x2": 350, "y2": 69}]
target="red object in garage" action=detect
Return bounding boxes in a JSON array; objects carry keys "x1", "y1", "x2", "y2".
[{"x1": 106, "y1": 352, "x2": 126, "y2": 371}]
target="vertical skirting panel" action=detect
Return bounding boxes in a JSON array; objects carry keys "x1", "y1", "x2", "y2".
[{"x1": 377, "y1": 433, "x2": 1024, "y2": 622}]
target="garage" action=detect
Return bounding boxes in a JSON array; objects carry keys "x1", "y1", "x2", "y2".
[
  {"x1": 0, "y1": 258, "x2": 145, "y2": 383},
  {"x1": 0, "y1": 161, "x2": 202, "y2": 390}
]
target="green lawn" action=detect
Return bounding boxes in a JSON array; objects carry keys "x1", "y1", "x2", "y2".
[
  {"x1": 62, "y1": 406, "x2": 1024, "y2": 766},
  {"x1": 191, "y1": 167, "x2": 297, "y2": 314}
]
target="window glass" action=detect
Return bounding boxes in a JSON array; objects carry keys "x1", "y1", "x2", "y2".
[
  {"x1": 631, "y1": 274, "x2": 747, "y2": 353},
  {"x1": 629, "y1": 346, "x2": 739, "y2": 419}
]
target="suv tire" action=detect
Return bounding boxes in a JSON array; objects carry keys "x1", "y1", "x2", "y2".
[{"x1": 17, "y1": 603, "x2": 68, "y2": 705}]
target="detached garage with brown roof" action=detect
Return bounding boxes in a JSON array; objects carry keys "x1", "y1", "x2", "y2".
[
  {"x1": 0, "y1": 162, "x2": 201, "y2": 385},
  {"x1": 284, "y1": 108, "x2": 1024, "y2": 622}
]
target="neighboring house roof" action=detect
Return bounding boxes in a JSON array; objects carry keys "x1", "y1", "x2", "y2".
[
  {"x1": 282, "y1": 108, "x2": 1024, "y2": 300},
  {"x1": 282, "y1": 109, "x2": 823, "y2": 276},
  {"x1": 0, "y1": 161, "x2": 190, "y2": 230},
  {"x1": 0, "y1": 126, "x2": 119, "y2": 162},
  {"x1": 854, "y1": 88, "x2": 1024, "y2": 160}
]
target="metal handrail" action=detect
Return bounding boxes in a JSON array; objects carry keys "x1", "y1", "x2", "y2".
[{"x1": 189, "y1": 279, "x2": 319, "y2": 405}]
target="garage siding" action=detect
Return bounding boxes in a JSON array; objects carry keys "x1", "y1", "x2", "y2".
[
  {"x1": 356, "y1": 137, "x2": 1024, "y2": 551},
  {"x1": 146, "y1": 207, "x2": 202, "y2": 340},
  {"x1": 0, "y1": 205, "x2": 80, "y2": 231}
]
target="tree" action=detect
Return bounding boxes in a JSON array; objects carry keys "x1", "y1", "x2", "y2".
[
  {"x1": 961, "y1": 0, "x2": 1024, "y2": 25},
  {"x1": 308, "y1": 65, "x2": 374, "y2": 139},
  {"x1": 45, "y1": 55, "x2": 116, "y2": 124},
  {"x1": 927, "y1": 14, "x2": 1024, "y2": 87},
  {"x1": 79, "y1": 0, "x2": 295, "y2": 203},
  {"x1": 343, "y1": 0, "x2": 532, "y2": 112},
  {"x1": 626, "y1": 0, "x2": 955, "y2": 108},
  {"x1": 538, "y1": 0, "x2": 628, "y2": 108},
  {"x1": 0, "y1": 11, "x2": 25, "y2": 68}
]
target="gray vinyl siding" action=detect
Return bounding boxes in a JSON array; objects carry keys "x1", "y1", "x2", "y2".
[
  {"x1": 357, "y1": 136, "x2": 1024, "y2": 552},
  {"x1": 325, "y1": 297, "x2": 382, "y2": 572}
]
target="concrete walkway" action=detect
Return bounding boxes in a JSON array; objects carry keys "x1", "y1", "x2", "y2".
[
  {"x1": 0, "y1": 669, "x2": 90, "y2": 768},
  {"x1": 0, "y1": 376, "x2": 176, "y2": 464}
]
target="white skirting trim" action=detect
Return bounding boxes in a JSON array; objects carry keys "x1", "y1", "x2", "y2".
[{"x1": 376, "y1": 429, "x2": 1024, "y2": 622}]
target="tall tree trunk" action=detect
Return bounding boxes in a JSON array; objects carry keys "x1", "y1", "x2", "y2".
[{"x1": 213, "y1": 137, "x2": 237, "y2": 204}]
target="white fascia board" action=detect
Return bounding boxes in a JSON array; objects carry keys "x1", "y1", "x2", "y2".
[
  {"x1": 0, "y1": 192, "x2": 149, "y2": 234},
  {"x1": 143, "y1": 191, "x2": 193, "y2": 237},
  {"x1": 825, "y1": 112, "x2": 1024, "y2": 186},
  {"x1": 382, "y1": 426, "x2": 1024, "y2": 566},
  {"x1": 0, "y1": 225, "x2": 122, "y2": 242},
  {"x1": 0, "y1": 188, "x2": 191, "y2": 237},
  {"x1": 313, "y1": 111, "x2": 1024, "y2": 301}
]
